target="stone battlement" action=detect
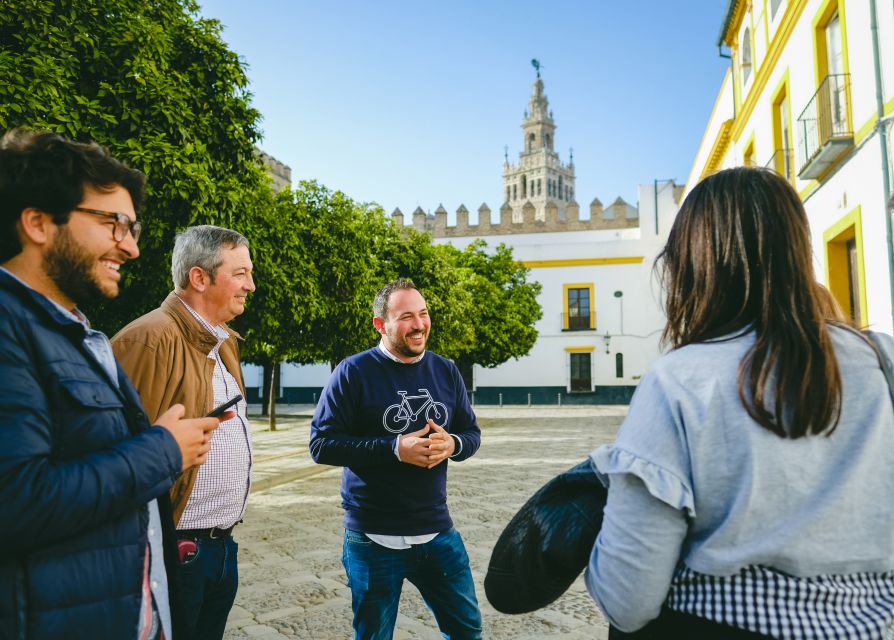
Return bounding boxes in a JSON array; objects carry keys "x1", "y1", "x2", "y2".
[{"x1": 391, "y1": 196, "x2": 638, "y2": 238}]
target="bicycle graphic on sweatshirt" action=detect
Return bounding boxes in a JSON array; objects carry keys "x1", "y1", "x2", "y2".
[{"x1": 382, "y1": 388, "x2": 448, "y2": 433}]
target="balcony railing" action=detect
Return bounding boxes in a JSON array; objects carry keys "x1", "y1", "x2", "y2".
[
  {"x1": 797, "y1": 74, "x2": 853, "y2": 179},
  {"x1": 765, "y1": 148, "x2": 795, "y2": 182},
  {"x1": 561, "y1": 312, "x2": 595, "y2": 331}
]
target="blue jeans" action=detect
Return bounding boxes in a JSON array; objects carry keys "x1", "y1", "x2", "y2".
[
  {"x1": 174, "y1": 535, "x2": 239, "y2": 640},
  {"x1": 342, "y1": 528, "x2": 483, "y2": 640}
]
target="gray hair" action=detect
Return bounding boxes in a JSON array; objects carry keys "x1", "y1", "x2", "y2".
[
  {"x1": 171, "y1": 225, "x2": 249, "y2": 289},
  {"x1": 373, "y1": 278, "x2": 419, "y2": 319}
]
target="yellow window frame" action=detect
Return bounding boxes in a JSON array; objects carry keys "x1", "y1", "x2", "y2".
[
  {"x1": 812, "y1": 0, "x2": 853, "y2": 132},
  {"x1": 562, "y1": 283, "x2": 596, "y2": 330},
  {"x1": 771, "y1": 69, "x2": 795, "y2": 184},
  {"x1": 823, "y1": 205, "x2": 867, "y2": 327}
]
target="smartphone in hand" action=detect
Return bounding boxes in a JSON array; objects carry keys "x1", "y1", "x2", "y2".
[{"x1": 207, "y1": 394, "x2": 243, "y2": 418}]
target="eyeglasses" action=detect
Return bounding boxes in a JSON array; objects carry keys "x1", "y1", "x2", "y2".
[{"x1": 73, "y1": 207, "x2": 142, "y2": 243}]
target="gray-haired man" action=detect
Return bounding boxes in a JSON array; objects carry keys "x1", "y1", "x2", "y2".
[{"x1": 112, "y1": 225, "x2": 255, "y2": 640}]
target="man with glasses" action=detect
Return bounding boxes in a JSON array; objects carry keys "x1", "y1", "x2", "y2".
[
  {"x1": 0, "y1": 129, "x2": 223, "y2": 639},
  {"x1": 113, "y1": 225, "x2": 255, "y2": 640}
]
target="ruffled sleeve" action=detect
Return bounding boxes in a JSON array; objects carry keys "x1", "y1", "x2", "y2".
[
  {"x1": 588, "y1": 365, "x2": 695, "y2": 518},
  {"x1": 591, "y1": 445, "x2": 695, "y2": 517}
]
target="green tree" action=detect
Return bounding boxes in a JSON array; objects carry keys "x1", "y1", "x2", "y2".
[
  {"x1": 276, "y1": 181, "x2": 393, "y2": 370},
  {"x1": 233, "y1": 187, "x2": 320, "y2": 430},
  {"x1": 0, "y1": 0, "x2": 270, "y2": 334},
  {"x1": 441, "y1": 240, "x2": 543, "y2": 386},
  {"x1": 375, "y1": 227, "x2": 475, "y2": 357}
]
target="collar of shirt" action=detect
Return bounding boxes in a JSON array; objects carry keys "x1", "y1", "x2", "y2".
[
  {"x1": 377, "y1": 340, "x2": 425, "y2": 364},
  {"x1": 176, "y1": 294, "x2": 229, "y2": 347}
]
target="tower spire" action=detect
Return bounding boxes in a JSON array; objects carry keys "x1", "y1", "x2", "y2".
[
  {"x1": 531, "y1": 58, "x2": 541, "y2": 78},
  {"x1": 502, "y1": 63, "x2": 576, "y2": 223}
]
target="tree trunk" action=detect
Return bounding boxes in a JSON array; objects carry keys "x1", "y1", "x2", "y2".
[
  {"x1": 261, "y1": 361, "x2": 272, "y2": 417},
  {"x1": 267, "y1": 362, "x2": 278, "y2": 431},
  {"x1": 457, "y1": 358, "x2": 474, "y2": 392}
]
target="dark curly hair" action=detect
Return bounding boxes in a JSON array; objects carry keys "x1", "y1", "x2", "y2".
[{"x1": 0, "y1": 129, "x2": 146, "y2": 262}]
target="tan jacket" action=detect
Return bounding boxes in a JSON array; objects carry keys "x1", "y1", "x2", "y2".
[{"x1": 111, "y1": 291, "x2": 246, "y2": 526}]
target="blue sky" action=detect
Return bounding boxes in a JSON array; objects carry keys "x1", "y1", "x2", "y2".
[{"x1": 198, "y1": 1, "x2": 731, "y2": 219}]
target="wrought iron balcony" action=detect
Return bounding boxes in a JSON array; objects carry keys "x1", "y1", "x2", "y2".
[
  {"x1": 765, "y1": 148, "x2": 795, "y2": 182},
  {"x1": 561, "y1": 312, "x2": 595, "y2": 331},
  {"x1": 797, "y1": 74, "x2": 853, "y2": 179}
]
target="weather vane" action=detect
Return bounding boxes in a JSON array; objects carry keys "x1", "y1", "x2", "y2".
[{"x1": 531, "y1": 58, "x2": 541, "y2": 78}]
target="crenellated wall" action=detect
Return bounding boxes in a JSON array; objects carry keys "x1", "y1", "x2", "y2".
[{"x1": 391, "y1": 196, "x2": 638, "y2": 238}]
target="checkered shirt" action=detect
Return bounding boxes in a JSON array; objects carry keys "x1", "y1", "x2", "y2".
[
  {"x1": 176, "y1": 298, "x2": 252, "y2": 530},
  {"x1": 667, "y1": 564, "x2": 894, "y2": 639}
]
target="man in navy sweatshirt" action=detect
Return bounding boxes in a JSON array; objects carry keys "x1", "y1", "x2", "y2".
[{"x1": 310, "y1": 278, "x2": 483, "y2": 640}]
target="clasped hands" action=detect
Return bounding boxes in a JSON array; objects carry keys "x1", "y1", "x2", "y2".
[{"x1": 398, "y1": 420, "x2": 455, "y2": 469}]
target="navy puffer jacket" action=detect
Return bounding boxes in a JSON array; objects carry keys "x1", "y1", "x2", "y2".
[{"x1": 0, "y1": 271, "x2": 182, "y2": 639}]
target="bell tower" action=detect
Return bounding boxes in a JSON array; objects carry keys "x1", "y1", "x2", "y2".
[{"x1": 503, "y1": 60, "x2": 576, "y2": 224}]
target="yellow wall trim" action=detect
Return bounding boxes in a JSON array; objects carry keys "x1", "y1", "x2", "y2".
[
  {"x1": 855, "y1": 97, "x2": 894, "y2": 146},
  {"x1": 564, "y1": 346, "x2": 595, "y2": 353},
  {"x1": 700, "y1": 119, "x2": 734, "y2": 180},
  {"x1": 855, "y1": 114, "x2": 878, "y2": 146},
  {"x1": 799, "y1": 179, "x2": 820, "y2": 200},
  {"x1": 721, "y1": 0, "x2": 749, "y2": 47},
  {"x1": 687, "y1": 67, "x2": 732, "y2": 186},
  {"x1": 731, "y1": 0, "x2": 808, "y2": 142},
  {"x1": 523, "y1": 257, "x2": 644, "y2": 269}
]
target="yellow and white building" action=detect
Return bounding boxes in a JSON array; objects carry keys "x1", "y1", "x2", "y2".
[
  {"x1": 243, "y1": 73, "x2": 683, "y2": 405},
  {"x1": 688, "y1": 0, "x2": 894, "y2": 332}
]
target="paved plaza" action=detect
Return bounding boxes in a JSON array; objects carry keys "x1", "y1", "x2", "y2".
[{"x1": 224, "y1": 405, "x2": 627, "y2": 640}]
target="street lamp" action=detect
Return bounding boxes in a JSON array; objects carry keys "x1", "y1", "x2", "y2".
[{"x1": 613, "y1": 290, "x2": 623, "y2": 334}]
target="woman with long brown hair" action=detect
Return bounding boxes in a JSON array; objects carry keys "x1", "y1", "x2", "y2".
[{"x1": 585, "y1": 167, "x2": 894, "y2": 638}]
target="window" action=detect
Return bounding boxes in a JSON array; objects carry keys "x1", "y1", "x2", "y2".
[
  {"x1": 527, "y1": 133, "x2": 535, "y2": 151},
  {"x1": 615, "y1": 353, "x2": 624, "y2": 378},
  {"x1": 570, "y1": 352, "x2": 592, "y2": 392},
  {"x1": 521, "y1": 175, "x2": 527, "y2": 199},
  {"x1": 743, "y1": 137, "x2": 755, "y2": 166},
  {"x1": 770, "y1": 0, "x2": 784, "y2": 19},
  {"x1": 741, "y1": 27, "x2": 753, "y2": 83},
  {"x1": 558, "y1": 176, "x2": 563, "y2": 200},
  {"x1": 564, "y1": 284, "x2": 594, "y2": 330},
  {"x1": 772, "y1": 78, "x2": 794, "y2": 182},
  {"x1": 825, "y1": 11, "x2": 847, "y2": 132},
  {"x1": 824, "y1": 207, "x2": 866, "y2": 327}
]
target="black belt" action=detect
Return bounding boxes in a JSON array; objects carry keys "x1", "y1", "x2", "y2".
[{"x1": 178, "y1": 525, "x2": 236, "y2": 539}]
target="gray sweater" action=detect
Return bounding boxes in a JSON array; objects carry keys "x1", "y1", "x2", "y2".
[{"x1": 586, "y1": 326, "x2": 894, "y2": 630}]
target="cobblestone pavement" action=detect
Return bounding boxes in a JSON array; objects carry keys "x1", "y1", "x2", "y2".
[{"x1": 225, "y1": 405, "x2": 627, "y2": 639}]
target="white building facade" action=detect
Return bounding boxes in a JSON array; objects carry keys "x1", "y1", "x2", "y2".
[
  {"x1": 244, "y1": 73, "x2": 681, "y2": 404},
  {"x1": 688, "y1": 0, "x2": 894, "y2": 334}
]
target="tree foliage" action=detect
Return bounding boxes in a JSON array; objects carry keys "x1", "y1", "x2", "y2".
[
  {"x1": 444, "y1": 240, "x2": 542, "y2": 375},
  {"x1": 1, "y1": 0, "x2": 544, "y2": 396},
  {"x1": 0, "y1": 0, "x2": 270, "y2": 333}
]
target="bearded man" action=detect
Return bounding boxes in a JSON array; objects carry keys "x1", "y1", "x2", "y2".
[
  {"x1": 310, "y1": 278, "x2": 483, "y2": 640},
  {"x1": 0, "y1": 130, "x2": 223, "y2": 639}
]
